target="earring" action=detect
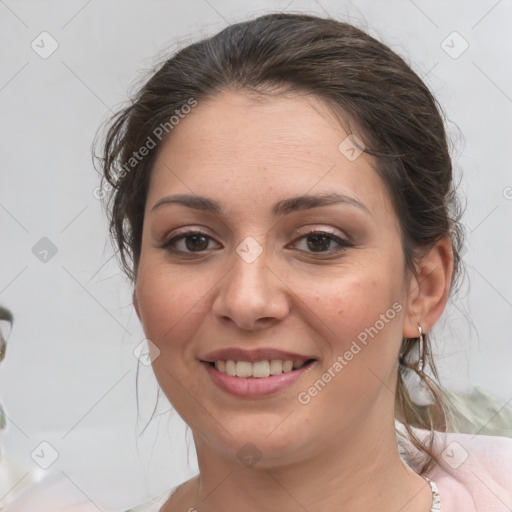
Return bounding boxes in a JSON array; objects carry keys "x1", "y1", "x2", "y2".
[{"x1": 416, "y1": 325, "x2": 425, "y2": 375}]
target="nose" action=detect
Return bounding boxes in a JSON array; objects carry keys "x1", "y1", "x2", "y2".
[{"x1": 211, "y1": 241, "x2": 290, "y2": 331}]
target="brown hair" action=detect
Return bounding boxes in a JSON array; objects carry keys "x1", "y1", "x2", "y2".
[{"x1": 94, "y1": 12, "x2": 464, "y2": 474}]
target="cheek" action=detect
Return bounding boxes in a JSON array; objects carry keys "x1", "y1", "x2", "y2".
[
  {"x1": 297, "y1": 266, "x2": 404, "y2": 372},
  {"x1": 135, "y1": 265, "x2": 203, "y2": 356},
  {"x1": 293, "y1": 274, "x2": 404, "y2": 421},
  {"x1": 307, "y1": 274, "x2": 400, "y2": 333},
  {"x1": 134, "y1": 265, "x2": 211, "y2": 418}
]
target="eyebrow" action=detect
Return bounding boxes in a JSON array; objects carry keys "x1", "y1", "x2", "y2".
[{"x1": 151, "y1": 192, "x2": 370, "y2": 216}]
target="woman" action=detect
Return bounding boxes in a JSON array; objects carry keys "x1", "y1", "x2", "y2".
[{"x1": 95, "y1": 13, "x2": 512, "y2": 512}]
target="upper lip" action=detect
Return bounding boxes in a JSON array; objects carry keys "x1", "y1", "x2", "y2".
[{"x1": 199, "y1": 348, "x2": 316, "y2": 363}]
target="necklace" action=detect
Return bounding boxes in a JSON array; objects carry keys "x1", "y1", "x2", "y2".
[{"x1": 424, "y1": 477, "x2": 441, "y2": 511}]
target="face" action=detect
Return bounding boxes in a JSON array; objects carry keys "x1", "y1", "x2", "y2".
[{"x1": 133, "y1": 90, "x2": 412, "y2": 467}]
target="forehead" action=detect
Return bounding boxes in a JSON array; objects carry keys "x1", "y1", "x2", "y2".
[{"x1": 147, "y1": 90, "x2": 394, "y2": 219}]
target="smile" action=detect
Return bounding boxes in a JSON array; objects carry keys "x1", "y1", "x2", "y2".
[
  {"x1": 210, "y1": 359, "x2": 314, "y2": 378},
  {"x1": 202, "y1": 359, "x2": 317, "y2": 398}
]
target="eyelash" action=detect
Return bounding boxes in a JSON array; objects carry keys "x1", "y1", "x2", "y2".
[{"x1": 160, "y1": 228, "x2": 353, "y2": 256}]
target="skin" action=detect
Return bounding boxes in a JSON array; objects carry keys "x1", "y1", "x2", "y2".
[{"x1": 133, "y1": 89, "x2": 453, "y2": 512}]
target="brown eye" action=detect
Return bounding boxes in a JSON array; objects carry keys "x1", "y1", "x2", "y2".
[
  {"x1": 306, "y1": 233, "x2": 333, "y2": 252},
  {"x1": 185, "y1": 234, "x2": 209, "y2": 251},
  {"x1": 162, "y1": 231, "x2": 219, "y2": 253},
  {"x1": 291, "y1": 230, "x2": 352, "y2": 254}
]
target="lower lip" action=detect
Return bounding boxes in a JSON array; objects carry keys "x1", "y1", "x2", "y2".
[{"x1": 201, "y1": 361, "x2": 316, "y2": 398}]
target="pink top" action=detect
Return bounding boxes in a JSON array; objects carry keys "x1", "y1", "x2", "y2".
[{"x1": 405, "y1": 429, "x2": 512, "y2": 511}]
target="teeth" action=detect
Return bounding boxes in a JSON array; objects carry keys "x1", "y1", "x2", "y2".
[
  {"x1": 225, "y1": 360, "x2": 236, "y2": 376},
  {"x1": 269, "y1": 360, "x2": 283, "y2": 375},
  {"x1": 252, "y1": 361, "x2": 270, "y2": 378},
  {"x1": 213, "y1": 359, "x2": 309, "y2": 378},
  {"x1": 236, "y1": 361, "x2": 253, "y2": 378},
  {"x1": 282, "y1": 360, "x2": 293, "y2": 372}
]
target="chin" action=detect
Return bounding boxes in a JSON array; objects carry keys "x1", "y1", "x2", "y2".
[{"x1": 200, "y1": 420, "x2": 321, "y2": 469}]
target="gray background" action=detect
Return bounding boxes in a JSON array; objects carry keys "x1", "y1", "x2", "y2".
[{"x1": 1, "y1": 0, "x2": 511, "y2": 510}]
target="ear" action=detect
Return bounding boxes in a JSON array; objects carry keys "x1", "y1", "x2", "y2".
[
  {"x1": 132, "y1": 288, "x2": 141, "y2": 321},
  {"x1": 403, "y1": 234, "x2": 454, "y2": 337}
]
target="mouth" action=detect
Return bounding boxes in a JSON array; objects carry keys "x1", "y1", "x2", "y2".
[
  {"x1": 204, "y1": 358, "x2": 317, "y2": 378},
  {"x1": 200, "y1": 358, "x2": 318, "y2": 398}
]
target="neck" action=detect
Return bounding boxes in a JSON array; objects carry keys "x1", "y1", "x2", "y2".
[{"x1": 189, "y1": 417, "x2": 433, "y2": 512}]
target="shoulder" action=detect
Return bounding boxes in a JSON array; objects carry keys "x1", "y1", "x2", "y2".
[{"x1": 422, "y1": 430, "x2": 512, "y2": 512}]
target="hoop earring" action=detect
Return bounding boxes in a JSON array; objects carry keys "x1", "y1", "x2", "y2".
[{"x1": 417, "y1": 325, "x2": 425, "y2": 375}]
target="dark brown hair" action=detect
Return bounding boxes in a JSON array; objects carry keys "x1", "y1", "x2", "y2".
[{"x1": 95, "y1": 12, "x2": 464, "y2": 474}]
